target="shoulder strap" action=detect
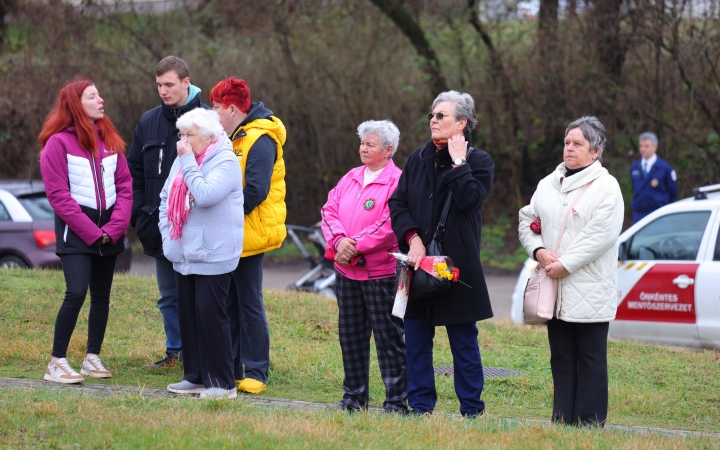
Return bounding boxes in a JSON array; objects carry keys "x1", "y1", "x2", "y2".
[
  {"x1": 433, "y1": 192, "x2": 452, "y2": 243},
  {"x1": 433, "y1": 148, "x2": 475, "y2": 243},
  {"x1": 553, "y1": 180, "x2": 594, "y2": 253}
]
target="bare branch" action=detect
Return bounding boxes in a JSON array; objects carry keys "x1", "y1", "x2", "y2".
[{"x1": 368, "y1": 0, "x2": 448, "y2": 95}]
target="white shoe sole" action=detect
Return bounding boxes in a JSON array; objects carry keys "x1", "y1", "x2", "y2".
[
  {"x1": 168, "y1": 387, "x2": 207, "y2": 394},
  {"x1": 201, "y1": 391, "x2": 237, "y2": 400},
  {"x1": 44, "y1": 373, "x2": 84, "y2": 384},
  {"x1": 80, "y1": 369, "x2": 112, "y2": 378}
]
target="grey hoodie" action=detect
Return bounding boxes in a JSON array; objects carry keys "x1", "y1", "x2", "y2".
[{"x1": 159, "y1": 136, "x2": 244, "y2": 275}]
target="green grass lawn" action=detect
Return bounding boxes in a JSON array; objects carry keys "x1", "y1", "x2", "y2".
[{"x1": 0, "y1": 269, "x2": 718, "y2": 448}]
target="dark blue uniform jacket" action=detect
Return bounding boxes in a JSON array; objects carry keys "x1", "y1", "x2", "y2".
[{"x1": 630, "y1": 156, "x2": 678, "y2": 217}]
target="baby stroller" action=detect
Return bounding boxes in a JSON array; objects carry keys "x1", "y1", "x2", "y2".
[{"x1": 285, "y1": 223, "x2": 336, "y2": 299}]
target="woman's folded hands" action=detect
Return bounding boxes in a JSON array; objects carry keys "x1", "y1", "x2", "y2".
[{"x1": 536, "y1": 249, "x2": 569, "y2": 278}]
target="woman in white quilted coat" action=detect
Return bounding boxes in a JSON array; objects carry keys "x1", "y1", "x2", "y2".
[{"x1": 518, "y1": 116, "x2": 624, "y2": 427}]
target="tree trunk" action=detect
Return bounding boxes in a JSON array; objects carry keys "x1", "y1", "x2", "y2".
[
  {"x1": 368, "y1": 0, "x2": 448, "y2": 96},
  {"x1": 0, "y1": 0, "x2": 17, "y2": 53},
  {"x1": 467, "y1": 0, "x2": 525, "y2": 207},
  {"x1": 595, "y1": 0, "x2": 626, "y2": 80},
  {"x1": 535, "y1": 0, "x2": 567, "y2": 179}
]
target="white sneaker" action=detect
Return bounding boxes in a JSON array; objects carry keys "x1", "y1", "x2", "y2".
[
  {"x1": 200, "y1": 387, "x2": 237, "y2": 399},
  {"x1": 167, "y1": 380, "x2": 206, "y2": 394},
  {"x1": 80, "y1": 355, "x2": 112, "y2": 378},
  {"x1": 44, "y1": 358, "x2": 84, "y2": 384}
]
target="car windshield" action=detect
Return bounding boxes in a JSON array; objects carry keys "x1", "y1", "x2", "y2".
[{"x1": 17, "y1": 194, "x2": 55, "y2": 220}]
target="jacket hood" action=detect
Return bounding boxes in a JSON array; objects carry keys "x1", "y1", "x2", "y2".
[
  {"x1": 161, "y1": 86, "x2": 203, "y2": 121},
  {"x1": 62, "y1": 124, "x2": 101, "y2": 135},
  {"x1": 204, "y1": 134, "x2": 233, "y2": 164},
  {"x1": 185, "y1": 85, "x2": 201, "y2": 105},
  {"x1": 231, "y1": 102, "x2": 287, "y2": 146},
  {"x1": 553, "y1": 160, "x2": 609, "y2": 193},
  {"x1": 242, "y1": 102, "x2": 273, "y2": 124}
]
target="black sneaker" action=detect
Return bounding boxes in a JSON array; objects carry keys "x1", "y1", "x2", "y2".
[
  {"x1": 462, "y1": 409, "x2": 484, "y2": 420},
  {"x1": 382, "y1": 407, "x2": 410, "y2": 416},
  {"x1": 146, "y1": 351, "x2": 182, "y2": 369},
  {"x1": 332, "y1": 401, "x2": 363, "y2": 413}
]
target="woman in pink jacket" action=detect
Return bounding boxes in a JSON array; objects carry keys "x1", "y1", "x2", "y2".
[
  {"x1": 39, "y1": 77, "x2": 132, "y2": 384},
  {"x1": 321, "y1": 120, "x2": 407, "y2": 414}
]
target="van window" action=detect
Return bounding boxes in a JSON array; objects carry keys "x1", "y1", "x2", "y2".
[{"x1": 627, "y1": 211, "x2": 711, "y2": 261}]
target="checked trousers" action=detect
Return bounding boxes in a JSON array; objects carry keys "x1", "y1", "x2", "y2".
[{"x1": 336, "y1": 273, "x2": 408, "y2": 411}]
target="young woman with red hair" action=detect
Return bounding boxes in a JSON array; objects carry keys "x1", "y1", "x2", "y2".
[{"x1": 39, "y1": 77, "x2": 132, "y2": 384}]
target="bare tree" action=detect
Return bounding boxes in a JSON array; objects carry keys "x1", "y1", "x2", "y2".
[
  {"x1": 368, "y1": 0, "x2": 449, "y2": 96},
  {"x1": 467, "y1": 0, "x2": 526, "y2": 206},
  {"x1": 0, "y1": 0, "x2": 17, "y2": 53},
  {"x1": 535, "y1": 0, "x2": 567, "y2": 178}
]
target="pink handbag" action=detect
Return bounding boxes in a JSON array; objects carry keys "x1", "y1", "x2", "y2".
[{"x1": 523, "y1": 181, "x2": 594, "y2": 325}]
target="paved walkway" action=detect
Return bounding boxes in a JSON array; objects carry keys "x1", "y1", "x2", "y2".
[{"x1": 2, "y1": 377, "x2": 717, "y2": 439}]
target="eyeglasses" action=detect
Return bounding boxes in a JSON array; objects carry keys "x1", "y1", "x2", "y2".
[
  {"x1": 177, "y1": 132, "x2": 199, "y2": 139},
  {"x1": 427, "y1": 112, "x2": 452, "y2": 121}
]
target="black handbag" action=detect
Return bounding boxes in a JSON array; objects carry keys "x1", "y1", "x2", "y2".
[{"x1": 406, "y1": 191, "x2": 453, "y2": 302}]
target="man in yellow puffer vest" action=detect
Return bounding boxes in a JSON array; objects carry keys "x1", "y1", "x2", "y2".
[{"x1": 210, "y1": 77, "x2": 287, "y2": 394}]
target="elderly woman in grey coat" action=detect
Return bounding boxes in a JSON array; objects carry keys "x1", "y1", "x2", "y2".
[
  {"x1": 160, "y1": 108, "x2": 244, "y2": 399},
  {"x1": 519, "y1": 116, "x2": 624, "y2": 426}
]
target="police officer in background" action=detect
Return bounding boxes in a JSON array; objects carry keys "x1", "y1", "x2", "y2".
[{"x1": 630, "y1": 132, "x2": 678, "y2": 224}]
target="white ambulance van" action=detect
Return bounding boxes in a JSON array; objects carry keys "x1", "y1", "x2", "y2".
[{"x1": 510, "y1": 184, "x2": 720, "y2": 350}]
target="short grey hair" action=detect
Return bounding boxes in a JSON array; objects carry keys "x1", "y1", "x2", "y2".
[
  {"x1": 176, "y1": 108, "x2": 224, "y2": 141},
  {"x1": 639, "y1": 131, "x2": 658, "y2": 146},
  {"x1": 357, "y1": 120, "x2": 400, "y2": 157},
  {"x1": 432, "y1": 90, "x2": 478, "y2": 134},
  {"x1": 565, "y1": 116, "x2": 607, "y2": 161}
]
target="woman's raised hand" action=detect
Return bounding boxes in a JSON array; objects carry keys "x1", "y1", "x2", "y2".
[
  {"x1": 447, "y1": 134, "x2": 468, "y2": 161},
  {"x1": 177, "y1": 139, "x2": 192, "y2": 156}
]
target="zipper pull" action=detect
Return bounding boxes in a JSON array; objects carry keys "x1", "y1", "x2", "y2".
[
  {"x1": 101, "y1": 164, "x2": 105, "y2": 190},
  {"x1": 158, "y1": 149, "x2": 163, "y2": 175}
]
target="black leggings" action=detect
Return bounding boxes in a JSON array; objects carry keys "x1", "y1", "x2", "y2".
[{"x1": 51, "y1": 253, "x2": 117, "y2": 358}]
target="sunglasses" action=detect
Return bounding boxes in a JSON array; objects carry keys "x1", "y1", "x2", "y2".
[{"x1": 427, "y1": 112, "x2": 451, "y2": 121}]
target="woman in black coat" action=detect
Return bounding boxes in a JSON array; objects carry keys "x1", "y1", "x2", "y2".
[{"x1": 388, "y1": 90, "x2": 494, "y2": 418}]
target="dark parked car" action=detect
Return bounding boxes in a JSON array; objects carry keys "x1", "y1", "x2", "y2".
[{"x1": 0, "y1": 180, "x2": 131, "y2": 272}]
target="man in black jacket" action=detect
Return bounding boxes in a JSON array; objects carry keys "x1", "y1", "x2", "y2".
[{"x1": 127, "y1": 56, "x2": 209, "y2": 368}]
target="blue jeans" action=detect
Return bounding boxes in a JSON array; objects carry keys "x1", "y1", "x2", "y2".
[
  {"x1": 155, "y1": 256, "x2": 181, "y2": 354},
  {"x1": 405, "y1": 318, "x2": 485, "y2": 416}
]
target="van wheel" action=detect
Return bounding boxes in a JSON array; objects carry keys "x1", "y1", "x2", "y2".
[{"x1": 0, "y1": 255, "x2": 29, "y2": 269}]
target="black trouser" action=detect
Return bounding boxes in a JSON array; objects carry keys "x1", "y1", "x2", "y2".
[
  {"x1": 546, "y1": 318, "x2": 610, "y2": 426},
  {"x1": 176, "y1": 272, "x2": 235, "y2": 390},
  {"x1": 228, "y1": 253, "x2": 270, "y2": 382},
  {"x1": 52, "y1": 253, "x2": 117, "y2": 358},
  {"x1": 336, "y1": 274, "x2": 408, "y2": 411}
]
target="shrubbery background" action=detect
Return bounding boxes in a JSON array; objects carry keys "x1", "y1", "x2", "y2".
[{"x1": 1, "y1": 0, "x2": 719, "y2": 264}]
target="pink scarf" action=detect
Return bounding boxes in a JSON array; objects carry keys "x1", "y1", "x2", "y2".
[{"x1": 167, "y1": 134, "x2": 224, "y2": 240}]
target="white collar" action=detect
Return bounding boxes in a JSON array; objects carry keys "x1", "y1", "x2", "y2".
[{"x1": 643, "y1": 153, "x2": 657, "y2": 169}]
